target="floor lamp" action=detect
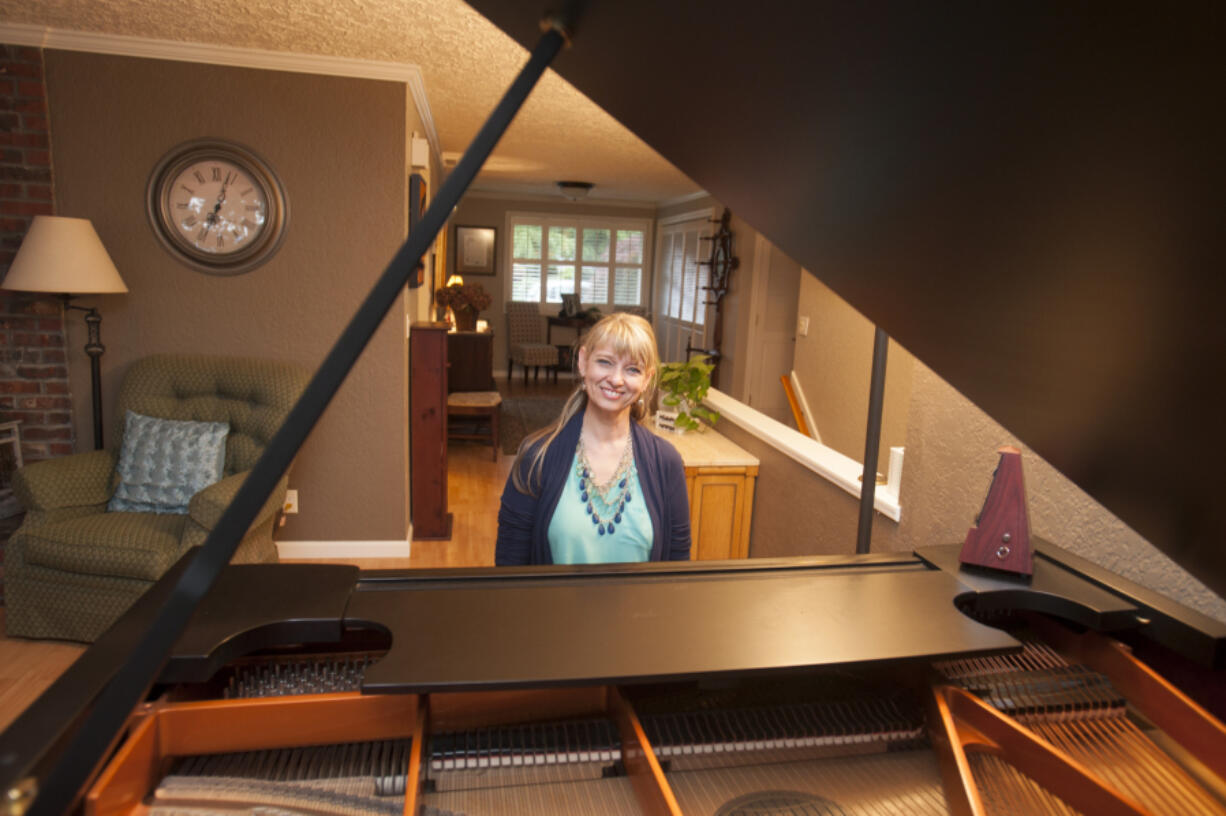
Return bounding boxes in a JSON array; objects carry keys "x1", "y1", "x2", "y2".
[{"x1": 3, "y1": 216, "x2": 128, "y2": 450}]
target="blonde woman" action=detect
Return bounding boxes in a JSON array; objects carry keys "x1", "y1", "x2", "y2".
[{"x1": 496, "y1": 313, "x2": 691, "y2": 565}]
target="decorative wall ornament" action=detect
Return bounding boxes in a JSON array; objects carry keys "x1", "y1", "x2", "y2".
[{"x1": 688, "y1": 207, "x2": 738, "y2": 388}]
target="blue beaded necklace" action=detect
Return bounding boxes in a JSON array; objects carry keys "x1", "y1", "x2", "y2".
[{"x1": 575, "y1": 432, "x2": 635, "y2": 536}]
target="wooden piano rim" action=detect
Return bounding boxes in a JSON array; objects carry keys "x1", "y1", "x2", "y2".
[
  {"x1": 928, "y1": 683, "x2": 1151, "y2": 816},
  {"x1": 84, "y1": 686, "x2": 684, "y2": 816},
  {"x1": 1027, "y1": 613, "x2": 1226, "y2": 782},
  {"x1": 86, "y1": 692, "x2": 421, "y2": 816},
  {"x1": 927, "y1": 619, "x2": 1226, "y2": 816}
]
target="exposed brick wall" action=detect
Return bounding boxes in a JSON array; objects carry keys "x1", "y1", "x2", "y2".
[
  {"x1": 1, "y1": 43, "x2": 68, "y2": 601},
  {"x1": 1, "y1": 43, "x2": 69, "y2": 468},
  {"x1": 2, "y1": 295, "x2": 73, "y2": 460}
]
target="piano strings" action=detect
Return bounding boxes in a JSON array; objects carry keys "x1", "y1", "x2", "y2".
[
  {"x1": 421, "y1": 717, "x2": 641, "y2": 815},
  {"x1": 151, "y1": 739, "x2": 411, "y2": 815},
  {"x1": 126, "y1": 630, "x2": 1224, "y2": 815},
  {"x1": 222, "y1": 655, "x2": 377, "y2": 698},
  {"x1": 934, "y1": 639, "x2": 1226, "y2": 815}
]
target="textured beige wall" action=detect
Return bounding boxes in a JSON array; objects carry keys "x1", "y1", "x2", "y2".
[
  {"x1": 715, "y1": 267, "x2": 1225, "y2": 622},
  {"x1": 896, "y1": 362, "x2": 1226, "y2": 623},
  {"x1": 448, "y1": 195, "x2": 656, "y2": 369},
  {"x1": 45, "y1": 50, "x2": 410, "y2": 542},
  {"x1": 792, "y1": 274, "x2": 914, "y2": 477},
  {"x1": 718, "y1": 356, "x2": 1226, "y2": 623},
  {"x1": 716, "y1": 420, "x2": 901, "y2": 557}
]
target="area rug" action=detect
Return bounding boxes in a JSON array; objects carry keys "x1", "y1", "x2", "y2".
[{"x1": 500, "y1": 395, "x2": 568, "y2": 455}]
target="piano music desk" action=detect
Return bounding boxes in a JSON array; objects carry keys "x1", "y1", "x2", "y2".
[{"x1": 652, "y1": 422, "x2": 759, "y2": 560}]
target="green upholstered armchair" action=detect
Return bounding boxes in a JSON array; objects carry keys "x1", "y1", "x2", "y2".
[{"x1": 4, "y1": 354, "x2": 310, "y2": 642}]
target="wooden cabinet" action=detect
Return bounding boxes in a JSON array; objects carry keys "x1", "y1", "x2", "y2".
[
  {"x1": 652, "y1": 424, "x2": 758, "y2": 560},
  {"x1": 447, "y1": 330, "x2": 495, "y2": 392},
  {"x1": 688, "y1": 468, "x2": 756, "y2": 560},
  {"x1": 410, "y1": 322, "x2": 451, "y2": 540}
]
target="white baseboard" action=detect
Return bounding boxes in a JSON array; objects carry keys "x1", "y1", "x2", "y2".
[{"x1": 277, "y1": 539, "x2": 411, "y2": 559}]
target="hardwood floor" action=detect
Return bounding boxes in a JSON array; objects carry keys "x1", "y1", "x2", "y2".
[
  {"x1": 0, "y1": 608, "x2": 84, "y2": 732},
  {"x1": 0, "y1": 374, "x2": 576, "y2": 732}
]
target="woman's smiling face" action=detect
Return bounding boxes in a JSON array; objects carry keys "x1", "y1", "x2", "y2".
[{"x1": 578, "y1": 343, "x2": 650, "y2": 415}]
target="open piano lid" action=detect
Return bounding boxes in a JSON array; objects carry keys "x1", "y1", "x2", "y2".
[{"x1": 468, "y1": 1, "x2": 1226, "y2": 599}]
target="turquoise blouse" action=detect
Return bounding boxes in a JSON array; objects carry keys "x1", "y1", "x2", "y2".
[{"x1": 548, "y1": 448, "x2": 652, "y2": 564}]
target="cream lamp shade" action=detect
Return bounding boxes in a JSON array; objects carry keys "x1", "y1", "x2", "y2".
[
  {"x1": 3, "y1": 216, "x2": 128, "y2": 294},
  {"x1": 446, "y1": 274, "x2": 464, "y2": 287}
]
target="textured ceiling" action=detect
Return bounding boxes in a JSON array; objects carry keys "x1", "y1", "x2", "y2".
[{"x1": 0, "y1": 0, "x2": 701, "y2": 203}]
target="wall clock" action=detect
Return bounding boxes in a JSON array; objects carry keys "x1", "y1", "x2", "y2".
[{"x1": 147, "y1": 139, "x2": 289, "y2": 275}]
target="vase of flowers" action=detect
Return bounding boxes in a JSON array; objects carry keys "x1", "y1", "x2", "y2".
[{"x1": 435, "y1": 282, "x2": 492, "y2": 331}]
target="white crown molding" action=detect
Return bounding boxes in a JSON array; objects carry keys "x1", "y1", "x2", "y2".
[
  {"x1": 405, "y1": 79, "x2": 441, "y2": 165},
  {"x1": 658, "y1": 207, "x2": 715, "y2": 227},
  {"x1": 658, "y1": 190, "x2": 711, "y2": 209},
  {"x1": 0, "y1": 22, "x2": 441, "y2": 161}
]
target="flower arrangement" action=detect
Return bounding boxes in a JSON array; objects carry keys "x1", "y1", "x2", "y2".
[{"x1": 434, "y1": 282, "x2": 492, "y2": 312}]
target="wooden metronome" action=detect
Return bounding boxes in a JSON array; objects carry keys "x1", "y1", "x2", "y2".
[{"x1": 961, "y1": 445, "x2": 1033, "y2": 576}]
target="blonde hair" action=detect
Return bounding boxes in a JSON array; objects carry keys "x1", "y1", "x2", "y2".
[{"x1": 511, "y1": 312, "x2": 659, "y2": 496}]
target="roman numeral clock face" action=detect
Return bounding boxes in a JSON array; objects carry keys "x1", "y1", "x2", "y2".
[{"x1": 148, "y1": 140, "x2": 288, "y2": 275}]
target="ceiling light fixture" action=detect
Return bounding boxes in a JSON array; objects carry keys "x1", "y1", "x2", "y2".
[{"x1": 556, "y1": 180, "x2": 594, "y2": 200}]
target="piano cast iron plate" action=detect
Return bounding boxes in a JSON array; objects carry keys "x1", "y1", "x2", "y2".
[{"x1": 349, "y1": 566, "x2": 1020, "y2": 693}]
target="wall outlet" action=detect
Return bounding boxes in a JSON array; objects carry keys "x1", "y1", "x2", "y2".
[
  {"x1": 797, "y1": 315, "x2": 810, "y2": 337},
  {"x1": 284, "y1": 489, "x2": 299, "y2": 514}
]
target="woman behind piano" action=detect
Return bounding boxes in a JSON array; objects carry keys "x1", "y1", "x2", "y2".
[{"x1": 496, "y1": 312, "x2": 691, "y2": 565}]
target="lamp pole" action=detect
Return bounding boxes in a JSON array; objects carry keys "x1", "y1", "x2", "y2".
[{"x1": 65, "y1": 300, "x2": 106, "y2": 450}]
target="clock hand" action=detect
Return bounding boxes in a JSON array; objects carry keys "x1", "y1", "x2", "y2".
[
  {"x1": 204, "y1": 182, "x2": 228, "y2": 230},
  {"x1": 206, "y1": 178, "x2": 231, "y2": 229}
]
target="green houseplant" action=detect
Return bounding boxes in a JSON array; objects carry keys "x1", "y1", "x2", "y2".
[{"x1": 656, "y1": 354, "x2": 720, "y2": 432}]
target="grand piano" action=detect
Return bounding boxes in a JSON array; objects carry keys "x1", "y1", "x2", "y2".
[{"x1": 3, "y1": 2, "x2": 1224, "y2": 814}]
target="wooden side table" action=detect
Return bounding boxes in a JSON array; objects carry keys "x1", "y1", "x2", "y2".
[
  {"x1": 546, "y1": 315, "x2": 597, "y2": 345},
  {"x1": 447, "y1": 330, "x2": 495, "y2": 392},
  {"x1": 546, "y1": 316, "x2": 596, "y2": 379}
]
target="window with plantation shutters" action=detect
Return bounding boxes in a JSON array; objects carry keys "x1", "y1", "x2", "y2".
[
  {"x1": 506, "y1": 212, "x2": 650, "y2": 309},
  {"x1": 653, "y1": 213, "x2": 714, "y2": 363},
  {"x1": 510, "y1": 223, "x2": 543, "y2": 302}
]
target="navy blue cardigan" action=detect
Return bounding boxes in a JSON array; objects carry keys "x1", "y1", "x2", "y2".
[{"x1": 496, "y1": 411, "x2": 691, "y2": 565}]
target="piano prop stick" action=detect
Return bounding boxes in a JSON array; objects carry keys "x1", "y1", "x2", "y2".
[{"x1": 961, "y1": 446, "x2": 1033, "y2": 577}]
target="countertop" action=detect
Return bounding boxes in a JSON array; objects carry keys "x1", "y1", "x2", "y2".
[{"x1": 649, "y1": 419, "x2": 759, "y2": 470}]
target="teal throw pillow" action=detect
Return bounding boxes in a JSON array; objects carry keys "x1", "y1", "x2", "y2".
[{"x1": 107, "y1": 411, "x2": 230, "y2": 514}]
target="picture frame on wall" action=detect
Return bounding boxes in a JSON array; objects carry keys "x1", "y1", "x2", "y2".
[
  {"x1": 455, "y1": 225, "x2": 496, "y2": 276},
  {"x1": 409, "y1": 173, "x2": 427, "y2": 288}
]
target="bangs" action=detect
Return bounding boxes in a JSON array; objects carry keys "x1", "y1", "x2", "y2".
[{"x1": 592, "y1": 317, "x2": 656, "y2": 369}]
